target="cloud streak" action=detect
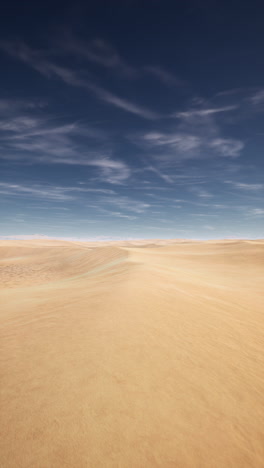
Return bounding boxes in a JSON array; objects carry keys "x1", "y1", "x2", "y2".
[
  {"x1": 226, "y1": 181, "x2": 263, "y2": 191},
  {"x1": 0, "y1": 182, "x2": 116, "y2": 201},
  {"x1": 140, "y1": 131, "x2": 243, "y2": 161},
  {"x1": 0, "y1": 102, "x2": 132, "y2": 184},
  {"x1": 173, "y1": 105, "x2": 238, "y2": 118},
  {"x1": 60, "y1": 34, "x2": 137, "y2": 78},
  {"x1": 0, "y1": 40, "x2": 159, "y2": 119},
  {"x1": 135, "y1": 103, "x2": 244, "y2": 165},
  {"x1": 249, "y1": 208, "x2": 264, "y2": 215},
  {"x1": 144, "y1": 66, "x2": 184, "y2": 87}
]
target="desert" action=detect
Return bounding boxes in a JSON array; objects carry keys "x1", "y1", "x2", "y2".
[{"x1": 0, "y1": 239, "x2": 264, "y2": 467}]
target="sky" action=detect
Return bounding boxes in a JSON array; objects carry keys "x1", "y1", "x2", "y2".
[{"x1": 0, "y1": 0, "x2": 264, "y2": 240}]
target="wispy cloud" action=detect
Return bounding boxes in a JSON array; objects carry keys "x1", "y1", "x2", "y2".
[
  {"x1": 225, "y1": 181, "x2": 263, "y2": 190},
  {"x1": 173, "y1": 105, "x2": 238, "y2": 118},
  {"x1": 190, "y1": 187, "x2": 213, "y2": 199},
  {"x1": 0, "y1": 115, "x2": 85, "y2": 142},
  {"x1": 142, "y1": 132, "x2": 202, "y2": 152},
  {"x1": 0, "y1": 113, "x2": 96, "y2": 160},
  {"x1": 0, "y1": 40, "x2": 158, "y2": 119},
  {"x1": 192, "y1": 213, "x2": 219, "y2": 217},
  {"x1": 140, "y1": 131, "x2": 243, "y2": 161},
  {"x1": 0, "y1": 102, "x2": 133, "y2": 183},
  {"x1": 105, "y1": 211, "x2": 137, "y2": 220},
  {"x1": 236, "y1": 183, "x2": 263, "y2": 190},
  {"x1": 60, "y1": 34, "x2": 137, "y2": 78},
  {"x1": 145, "y1": 166, "x2": 174, "y2": 183},
  {"x1": 61, "y1": 34, "x2": 186, "y2": 87},
  {"x1": 249, "y1": 208, "x2": 264, "y2": 215},
  {"x1": 0, "y1": 182, "x2": 116, "y2": 201},
  {"x1": 86, "y1": 158, "x2": 131, "y2": 184},
  {"x1": 2, "y1": 146, "x2": 131, "y2": 187},
  {"x1": 99, "y1": 195, "x2": 151, "y2": 214},
  {"x1": 144, "y1": 66, "x2": 184, "y2": 86},
  {"x1": 135, "y1": 102, "x2": 244, "y2": 164},
  {"x1": 0, "y1": 183, "x2": 74, "y2": 201},
  {"x1": 204, "y1": 225, "x2": 215, "y2": 230},
  {"x1": 0, "y1": 98, "x2": 46, "y2": 113},
  {"x1": 208, "y1": 138, "x2": 244, "y2": 157},
  {"x1": 248, "y1": 89, "x2": 264, "y2": 105}
]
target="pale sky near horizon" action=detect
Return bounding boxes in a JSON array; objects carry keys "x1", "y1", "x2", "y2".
[{"x1": 0, "y1": 0, "x2": 264, "y2": 240}]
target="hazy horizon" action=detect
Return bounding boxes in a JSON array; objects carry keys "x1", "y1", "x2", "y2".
[{"x1": 1, "y1": 235, "x2": 264, "y2": 242}]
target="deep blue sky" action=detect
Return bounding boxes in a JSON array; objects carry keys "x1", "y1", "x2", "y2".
[{"x1": 0, "y1": 0, "x2": 264, "y2": 239}]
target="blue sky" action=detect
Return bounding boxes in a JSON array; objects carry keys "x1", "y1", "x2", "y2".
[{"x1": 0, "y1": 0, "x2": 263, "y2": 239}]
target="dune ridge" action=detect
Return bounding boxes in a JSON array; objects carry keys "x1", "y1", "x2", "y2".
[{"x1": 0, "y1": 239, "x2": 264, "y2": 467}]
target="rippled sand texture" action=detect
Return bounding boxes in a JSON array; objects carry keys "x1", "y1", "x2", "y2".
[{"x1": 0, "y1": 239, "x2": 264, "y2": 467}]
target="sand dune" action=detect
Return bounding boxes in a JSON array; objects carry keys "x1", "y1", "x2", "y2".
[{"x1": 0, "y1": 240, "x2": 264, "y2": 467}]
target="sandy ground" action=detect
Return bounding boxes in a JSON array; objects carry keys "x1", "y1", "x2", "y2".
[{"x1": 0, "y1": 239, "x2": 264, "y2": 467}]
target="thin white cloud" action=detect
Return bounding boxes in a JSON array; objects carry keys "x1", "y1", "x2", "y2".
[
  {"x1": 0, "y1": 98, "x2": 46, "y2": 113},
  {"x1": 190, "y1": 187, "x2": 213, "y2": 199},
  {"x1": 0, "y1": 183, "x2": 74, "y2": 201},
  {"x1": 99, "y1": 195, "x2": 151, "y2": 213},
  {"x1": 0, "y1": 103, "x2": 132, "y2": 184},
  {"x1": 86, "y1": 158, "x2": 131, "y2": 184},
  {"x1": 249, "y1": 89, "x2": 264, "y2": 105},
  {"x1": 204, "y1": 225, "x2": 215, "y2": 230},
  {"x1": 0, "y1": 40, "x2": 158, "y2": 119},
  {"x1": 0, "y1": 182, "x2": 116, "y2": 201},
  {"x1": 144, "y1": 66, "x2": 184, "y2": 86},
  {"x1": 146, "y1": 166, "x2": 174, "y2": 183},
  {"x1": 208, "y1": 138, "x2": 244, "y2": 157},
  {"x1": 143, "y1": 132, "x2": 202, "y2": 152},
  {"x1": 65, "y1": 36, "x2": 122, "y2": 68},
  {"x1": 61, "y1": 34, "x2": 137, "y2": 77},
  {"x1": 106, "y1": 211, "x2": 137, "y2": 220},
  {"x1": 192, "y1": 214, "x2": 219, "y2": 217},
  {"x1": 236, "y1": 183, "x2": 263, "y2": 190},
  {"x1": 136, "y1": 103, "x2": 244, "y2": 163},
  {"x1": 215, "y1": 88, "x2": 246, "y2": 98},
  {"x1": 91, "y1": 86, "x2": 158, "y2": 119},
  {"x1": 141, "y1": 131, "x2": 243, "y2": 160},
  {"x1": 0, "y1": 116, "x2": 43, "y2": 133},
  {"x1": 173, "y1": 105, "x2": 238, "y2": 118},
  {"x1": 226, "y1": 181, "x2": 263, "y2": 190},
  {"x1": 249, "y1": 208, "x2": 264, "y2": 215},
  {"x1": 3, "y1": 149, "x2": 131, "y2": 185}
]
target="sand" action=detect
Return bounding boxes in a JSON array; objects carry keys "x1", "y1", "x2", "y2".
[{"x1": 0, "y1": 239, "x2": 264, "y2": 467}]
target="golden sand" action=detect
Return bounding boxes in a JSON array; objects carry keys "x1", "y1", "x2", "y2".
[{"x1": 0, "y1": 239, "x2": 264, "y2": 467}]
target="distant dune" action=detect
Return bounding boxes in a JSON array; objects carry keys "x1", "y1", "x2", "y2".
[{"x1": 1, "y1": 240, "x2": 264, "y2": 467}]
